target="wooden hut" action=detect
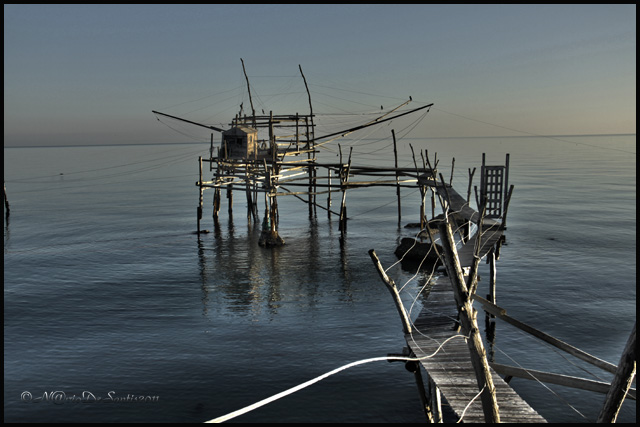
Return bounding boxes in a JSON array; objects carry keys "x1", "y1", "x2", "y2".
[{"x1": 221, "y1": 126, "x2": 258, "y2": 159}]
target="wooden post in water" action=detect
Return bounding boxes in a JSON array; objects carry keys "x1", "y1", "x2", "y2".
[
  {"x1": 392, "y1": 129, "x2": 401, "y2": 225},
  {"x1": 449, "y1": 157, "x2": 455, "y2": 186},
  {"x1": 409, "y1": 144, "x2": 426, "y2": 230},
  {"x1": 3, "y1": 181, "x2": 9, "y2": 220},
  {"x1": 327, "y1": 167, "x2": 332, "y2": 217},
  {"x1": 213, "y1": 188, "x2": 221, "y2": 221},
  {"x1": 245, "y1": 164, "x2": 253, "y2": 223},
  {"x1": 339, "y1": 147, "x2": 352, "y2": 234},
  {"x1": 429, "y1": 377, "x2": 443, "y2": 423},
  {"x1": 438, "y1": 220, "x2": 501, "y2": 423},
  {"x1": 487, "y1": 250, "x2": 497, "y2": 308},
  {"x1": 597, "y1": 322, "x2": 637, "y2": 423},
  {"x1": 197, "y1": 156, "x2": 204, "y2": 234}
]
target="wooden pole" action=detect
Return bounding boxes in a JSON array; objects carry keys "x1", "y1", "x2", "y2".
[
  {"x1": 449, "y1": 157, "x2": 455, "y2": 186},
  {"x1": 501, "y1": 184, "x2": 514, "y2": 229},
  {"x1": 197, "y1": 156, "x2": 204, "y2": 234},
  {"x1": 213, "y1": 188, "x2": 221, "y2": 221},
  {"x1": 392, "y1": 129, "x2": 401, "y2": 225},
  {"x1": 487, "y1": 250, "x2": 497, "y2": 311},
  {"x1": 467, "y1": 202, "x2": 487, "y2": 296},
  {"x1": 339, "y1": 148, "x2": 352, "y2": 233},
  {"x1": 245, "y1": 165, "x2": 253, "y2": 223},
  {"x1": 227, "y1": 185, "x2": 233, "y2": 216},
  {"x1": 467, "y1": 167, "x2": 476, "y2": 203},
  {"x1": 240, "y1": 58, "x2": 256, "y2": 127},
  {"x1": 209, "y1": 133, "x2": 214, "y2": 172},
  {"x1": 409, "y1": 144, "x2": 426, "y2": 230},
  {"x1": 3, "y1": 181, "x2": 9, "y2": 219},
  {"x1": 327, "y1": 167, "x2": 332, "y2": 217},
  {"x1": 438, "y1": 220, "x2": 501, "y2": 423},
  {"x1": 597, "y1": 322, "x2": 637, "y2": 423},
  {"x1": 429, "y1": 377, "x2": 443, "y2": 423},
  {"x1": 368, "y1": 249, "x2": 412, "y2": 334}
]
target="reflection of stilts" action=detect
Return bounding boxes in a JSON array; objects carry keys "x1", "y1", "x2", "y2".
[{"x1": 258, "y1": 163, "x2": 284, "y2": 247}]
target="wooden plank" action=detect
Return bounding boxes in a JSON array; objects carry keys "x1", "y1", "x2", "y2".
[{"x1": 457, "y1": 223, "x2": 504, "y2": 268}]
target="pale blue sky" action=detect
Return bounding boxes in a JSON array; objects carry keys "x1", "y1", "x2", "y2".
[{"x1": 3, "y1": 4, "x2": 636, "y2": 146}]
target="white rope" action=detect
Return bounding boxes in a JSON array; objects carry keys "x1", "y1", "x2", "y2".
[
  {"x1": 204, "y1": 334, "x2": 467, "y2": 423},
  {"x1": 457, "y1": 384, "x2": 486, "y2": 423}
]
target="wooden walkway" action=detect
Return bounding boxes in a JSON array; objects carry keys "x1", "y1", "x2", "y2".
[
  {"x1": 406, "y1": 274, "x2": 546, "y2": 422},
  {"x1": 403, "y1": 179, "x2": 545, "y2": 422}
]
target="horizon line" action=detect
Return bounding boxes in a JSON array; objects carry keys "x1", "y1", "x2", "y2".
[{"x1": 3, "y1": 132, "x2": 636, "y2": 149}]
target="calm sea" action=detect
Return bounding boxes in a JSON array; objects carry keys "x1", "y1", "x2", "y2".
[{"x1": 4, "y1": 135, "x2": 636, "y2": 423}]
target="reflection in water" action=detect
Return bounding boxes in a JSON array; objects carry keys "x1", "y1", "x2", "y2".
[
  {"x1": 197, "y1": 214, "x2": 336, "y2": 319},
  {"x1": 196, "y1": 209, "x2": 436, "y2": 322}
]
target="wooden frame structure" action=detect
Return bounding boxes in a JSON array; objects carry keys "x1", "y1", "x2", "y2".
[{"x1": 153, "y1": 61, "x2": 433, "y2": 245}]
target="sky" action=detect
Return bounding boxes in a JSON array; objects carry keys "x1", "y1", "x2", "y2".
[{"x1": 3, "y1": 4, "x2": 636, "y2": 147}]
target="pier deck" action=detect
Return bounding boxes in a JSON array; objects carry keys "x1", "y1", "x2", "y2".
[{"x1": 406, "y1": 276, "x2": 546, "y2": 422}]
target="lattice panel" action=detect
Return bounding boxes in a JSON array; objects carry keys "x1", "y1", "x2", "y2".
[{"x1": 482, "y1": 166, "x2": 504, "y2": 218}]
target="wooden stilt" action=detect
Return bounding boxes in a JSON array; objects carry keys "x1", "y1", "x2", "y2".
[
  {"x1": 213, "y1": 188, "x2": 221, "y2": 220},
  {"x1": 488, "y1": 250, "x2": 497, "y2": 307},
  {"x1": 327, "y1": 167, "x2": 332, "y2": 217},
  {"x1": 392, "y1": 129, "x2": 401, "y2": 225},
  {"x1": 197, "y1": 156, "x2": 204, "y2": 234},
  {"x1": 245, "y1": 166, "x2": 253, "y2": 223},
  {"x1": 429, "y1": 377, "x2": 443, "y2": 423},
  {"x1": 339, "y1": 148, "x2": 352, "y2": 234},
  {"x1": 227, "y1": 186, "x2": 233, "y2": 216}
]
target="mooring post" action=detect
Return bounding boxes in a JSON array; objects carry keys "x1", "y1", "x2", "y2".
[
  {"x1": 438, "y1": 219, "x2": 501, "y2": 423},
  {"x1": 597, "y1": 322, "x2": 636, "y2": 423}
]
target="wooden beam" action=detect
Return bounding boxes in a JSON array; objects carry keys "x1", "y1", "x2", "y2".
[
  {"x1": 472, "y1": 295, "x2": 619, "y2": 375},
  {"x1": 490, "y1": 363, "x2": 636, "y2": 399}
]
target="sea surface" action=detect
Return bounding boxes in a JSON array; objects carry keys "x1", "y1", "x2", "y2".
[{"x1": 4, "y1": 134, "x2": 636, "y2": 423}]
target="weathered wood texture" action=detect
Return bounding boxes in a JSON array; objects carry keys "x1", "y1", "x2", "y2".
[{"x1": 406, "y1": 276, "x2": 546, "y2": 423}]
